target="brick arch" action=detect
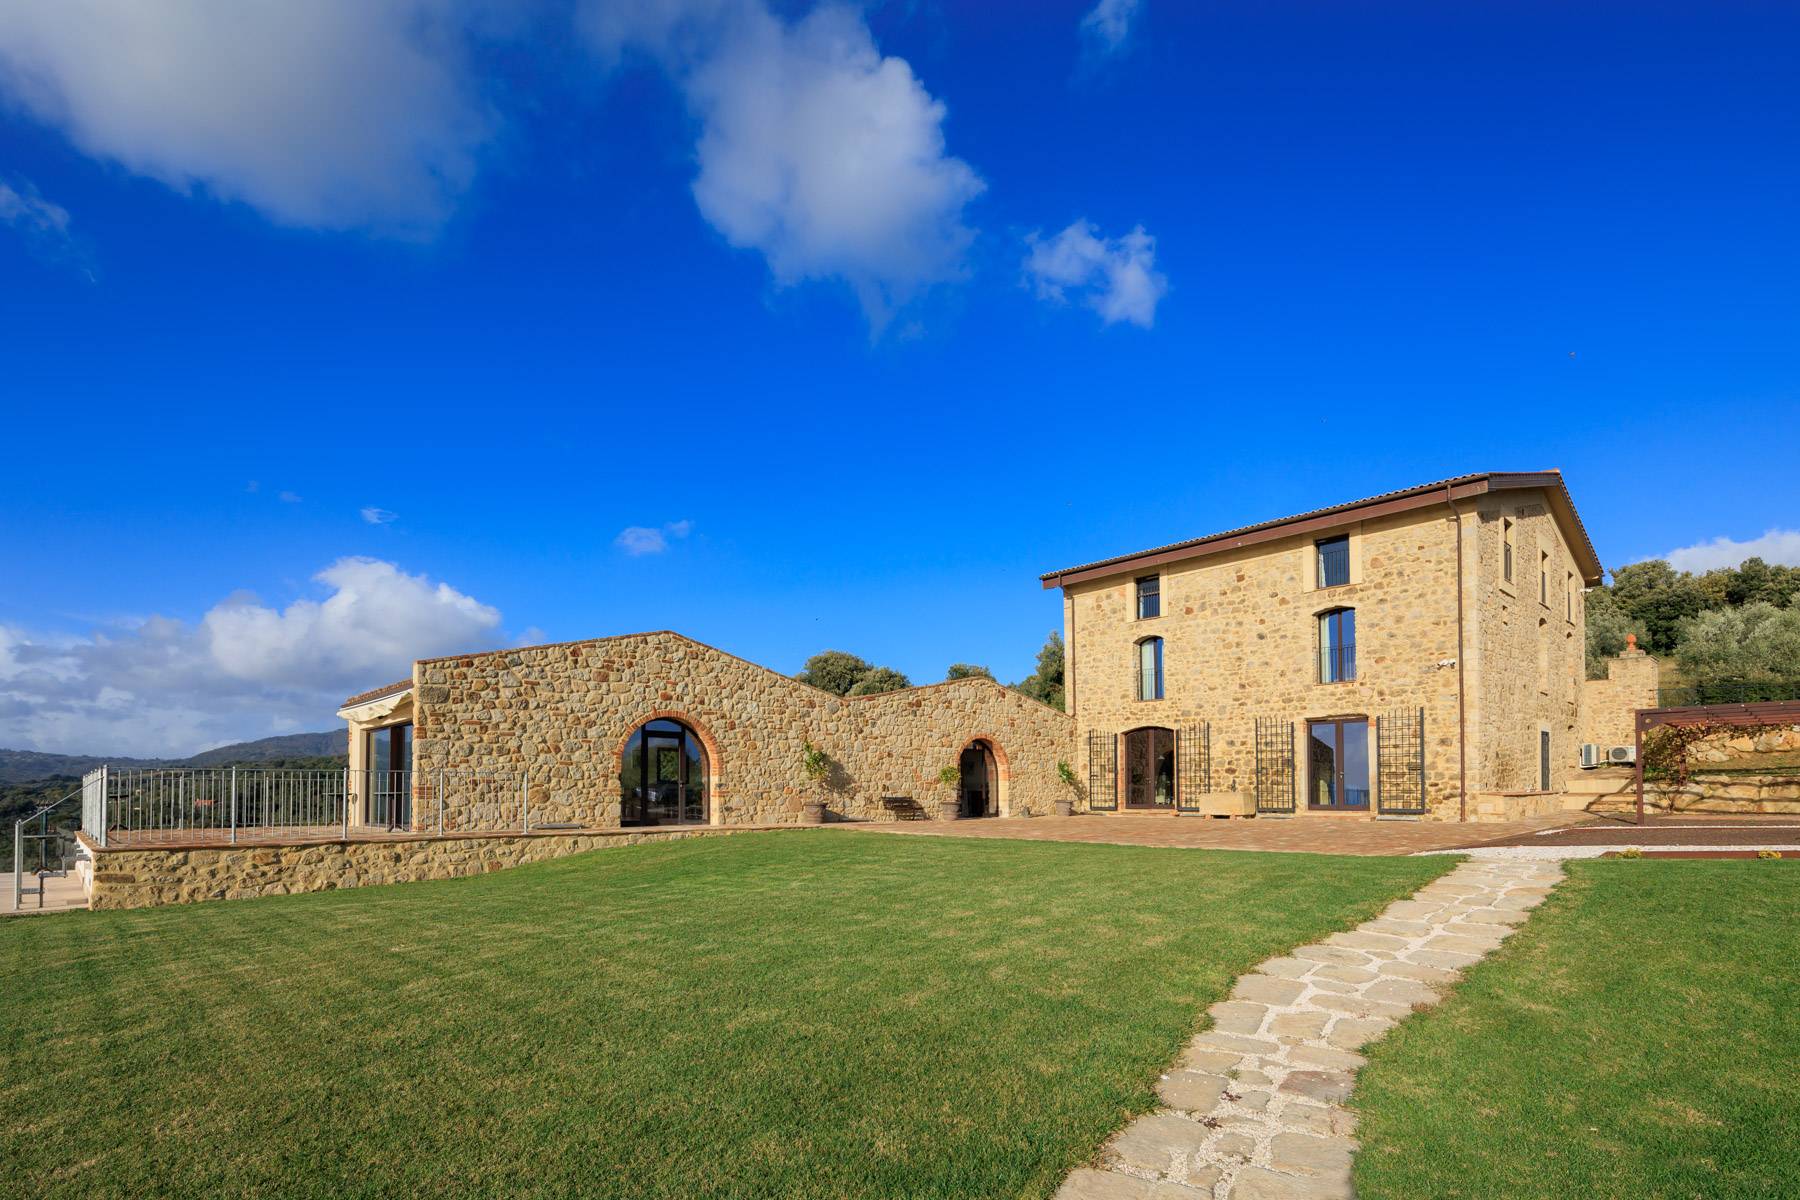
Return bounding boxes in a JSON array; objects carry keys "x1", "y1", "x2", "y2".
[
  {"x1": 613, "y1": 711, "x2": 725, "y2": 826},
  {"x1": 957, "y1": 734, "x2": 1012, "y2": 817}
]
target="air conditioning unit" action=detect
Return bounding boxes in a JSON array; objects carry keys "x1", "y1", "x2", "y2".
[
  {"x1": 1607, "y1": 745, "x2": 1636, "y2": 765},
  {"x1": 1579, "y1": 743, "x2": 1601, "y2": 769}
]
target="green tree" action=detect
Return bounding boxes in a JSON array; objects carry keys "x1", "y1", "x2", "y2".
[
  {"x1": 945, "y1": 663, "x2": 994, "y2": 682},
  {"x1": 1608, "y1": 560, "x2": 1707, "y2": 654},
  {"x1": 846, "y1": 667, "x2": 912, "y2": 696},
  {"x1": 1676, "y1": 602, "x2": 1800, "y2": 686},
  {"x1": 1583, "y1": 588, "x2": 1640, "y2": 679},
  {"x1": 1010, "y1": 631, "x2": 1065, "y2": 711},
  {"x1": 796, "y1": 650, "x2": 873, "y2": 696}
]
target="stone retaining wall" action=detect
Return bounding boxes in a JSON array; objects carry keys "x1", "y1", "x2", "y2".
[
  {"x1": 77, "y1": 826, "x2": 775, "y2": 910},
  {"x1": 413, "y1": 631, "x2": 1077, "y2": 827}
]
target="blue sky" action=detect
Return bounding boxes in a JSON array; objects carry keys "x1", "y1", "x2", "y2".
[{"x1": 1, "y1": 0, "x2": 1796, "y2": 755}]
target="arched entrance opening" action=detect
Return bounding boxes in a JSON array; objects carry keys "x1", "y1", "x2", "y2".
[
  {"x1": 958, "y1": 740, "x2": 998, "y2": 818},
  {"x1": 1121, "y1": 726, "x2": 1176, "y2": 810},
  {"x1": 619, "y1": 718, "x2": 710, "y2": 826}
]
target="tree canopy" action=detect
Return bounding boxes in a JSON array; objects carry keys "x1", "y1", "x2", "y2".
[
  {"x1": 945, "y1": 663, "x2": 994, "y2": 681},
  {"x1": 1588, "y1": 555, "x2": 1800, "y2": 682},
  {"x1": 796, "y1": 651, "x2": 912, "y2": 696},
  {"x1": 1009, "y1": 631, "x2": 1065, "y2": 711},
  {"x1": 847, "y1": 667, "x2": 912, "y2": 696}
]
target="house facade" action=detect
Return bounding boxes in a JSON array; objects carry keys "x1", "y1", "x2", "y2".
[{"x1": 1043, "y1": 471, "x2": 1647, "y2": 821}]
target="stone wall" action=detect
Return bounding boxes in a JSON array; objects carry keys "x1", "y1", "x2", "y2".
[
  {"x1": 80, "y1": 826, "x2": 772, "y2": 910},
  {"x1": 1467, "y1": 489, "x2": 1587, "y2": 794},
  {"x1": 1578, "y1": 645, "x2": 1661, "y2": 750},
  {"x1": 1066, "y1": 508, "x2": 1467, "y2": 817},
  {"x1": 412, "y1": 632, "x2": 1076, "y2": 827}
]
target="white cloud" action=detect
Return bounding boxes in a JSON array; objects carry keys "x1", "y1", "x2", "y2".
[
  {"x1": 279, "y1": 491, "x2": 302, "y2": 504},
  {"x1": 614, "y1": 520, "x2": 692, "y2": 556},
  {"x1": 0, "y1": 1, "x2": 498, "y2": 238},
  {"x1": 0, "y1": 177, "x2": 69, "y2": 240},
  {"x1": 0, "y1": 558, "x2": 503, "y2": 757},
  {"x1": 1081, "y1": 0, "x2": 1141, "y2": 57},
  {"x1": 361, "y1": 506, "x2": 398, "y2": 526},
  {"x1": 583, "y1": 0, "x2": 984, "y2": 329},
  {"x1": 1023, "y1": 219, "x2": 1167, "y2": 328},
  {"x1": 1661, "y1": 529, "x2": 1800, "y2": 574}
]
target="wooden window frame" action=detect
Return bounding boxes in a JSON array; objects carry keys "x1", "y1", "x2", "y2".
[{"x1": 1135, "y1": 636, "x2": 1165, "y2": 701}]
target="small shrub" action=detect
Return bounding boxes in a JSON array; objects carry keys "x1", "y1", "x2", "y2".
[
  {"x1": 1618, "y1": 847, "x2": 1644, "y2": 859},
  {"x1": 1757, "y1": 849, "x2": 1783, "y2": 860}
]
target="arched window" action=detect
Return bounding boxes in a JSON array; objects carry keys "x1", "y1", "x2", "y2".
[
  {"x1": 619, "y1": 718, "x2": 709, "y2": 826},
  {"x1": 1318, "y1": 608, "x2": 1356, "y2": 683},
  {"x1": 1135, "y1": 636, "x2": 1164, "y2": 701}
]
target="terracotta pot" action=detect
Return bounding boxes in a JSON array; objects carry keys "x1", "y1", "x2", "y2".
[
  {"x1": 801, "y1": 800, "x2": 826, "y2": 825},
  {"x1": 1053, "y1": 798, "x2": 1074, "y2": 818},
  {"x1": 938, "y1": 798, "x2": 960, "y2": 821}
]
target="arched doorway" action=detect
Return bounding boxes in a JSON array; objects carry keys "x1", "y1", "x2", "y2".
[
  {"x1": 1121, "y1": 726, "x2": 1176, "y2": 810},
  {"x1": 619, "y1": 718, "x2": 710, "y2": 826},
  {"x1": 958, "y1": 740, "x2": 998, "y2": 818}
]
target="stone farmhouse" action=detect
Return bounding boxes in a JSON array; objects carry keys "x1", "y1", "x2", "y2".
[
  {"x1": 339, "y1": 469, "x2": 1655, "y2": 834},
  {"x1": 67, "y1": 470, "x2": 1665, "y2": 910}
]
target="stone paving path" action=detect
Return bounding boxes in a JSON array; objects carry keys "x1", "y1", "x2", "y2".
[{"x1": 1054, "y1": 858, "x2": 1565, "y2": 1200}]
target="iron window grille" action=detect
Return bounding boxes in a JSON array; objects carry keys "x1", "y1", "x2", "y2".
[
  {"x1": 1176, "y1": 724, "x2": 1211, "y2": 811},
  {"x1": 1086, "y1": 730, "x2": 1118, "y2": 811},
  {"x1": 1316, "y1": 535, "x2": 1350, "y2": 589},
  {"x1": 1136, "y1": 575, "x2": 1161, "y2": 620}
]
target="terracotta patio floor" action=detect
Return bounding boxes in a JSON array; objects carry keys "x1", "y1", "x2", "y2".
[{"x1": 826, "y1": 810, "x2": 1592, "y2": 856}]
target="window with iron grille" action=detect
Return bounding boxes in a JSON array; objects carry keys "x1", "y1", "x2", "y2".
[
  {"x1": 1316, "y1": 535, "x2": 1350, "y2": 589},
  {"x1": 1136, "y1": 575, "x2": 1161, "y2": 619},
  {"x1": 1254, "y1": 718, "x2": 1296, "y2": 813},
  {"x1": 1317, "y1": 608, "x2": 1356, "y2": 683},
  {"x1": 1136, "y1": 637, "x2": 1164, "y2": 700},
  {"x1": 1086, "y1": 730, "x2": 1118, "y2": 811}
]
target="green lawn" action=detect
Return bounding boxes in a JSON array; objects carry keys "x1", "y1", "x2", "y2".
[
  {"x1": 1354, "y1": 859, "x2": 1800, "y2": 1200},
  {"x1": 1, "y1": 832, "x2": 1445, "y2": 1200}
]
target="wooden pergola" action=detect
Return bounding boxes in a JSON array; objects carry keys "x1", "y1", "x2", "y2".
[{"x1": 1634, "y1": 699, "x2": 1800, "y2": 824}]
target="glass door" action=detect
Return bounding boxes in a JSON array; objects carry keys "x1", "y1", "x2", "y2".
[
  {"x1": 1307, "y1": 719, "x2": 1369, "y2": 810},
  {"x1": 1122, "y1": 727, "x2": 1176, "y2": 809},
  {"x1": 368, "y1": 723, "x2": 412, "y2": 829}
]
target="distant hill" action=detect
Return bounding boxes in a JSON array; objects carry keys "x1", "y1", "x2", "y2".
[{"x1": 0, "y1": 731, "x2": 347, "y2": 784}]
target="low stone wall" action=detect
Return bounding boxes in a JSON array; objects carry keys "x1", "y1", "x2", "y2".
[
  {"x1": 1648, "y1": 773, "x2": 1800, "y2": 815},
  {"x1": 1467, "y1": 791, "x2": 1567, "y2": 822},
  {"x1": 77, "y1": 825, "x2": 782, "y2": 911}
]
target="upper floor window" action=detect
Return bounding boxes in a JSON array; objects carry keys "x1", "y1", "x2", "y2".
[
  {"x1": 1136, "y1": 636, "x2": 1164, "y2": 700},
  {"x1": 1316, "y1": 535, "x2": 1350, "y2": 589},
  {"x1": 1318, "y1": 608, "x2": 1356, "y2": 683},
  {"x1": 1502, "y1": 518, "x2": 1515, "y2": 584},
  {"x1": 1135, "y1": 575, "x2": 1161, "y2": 620},
  {"x1": 1566, "y1": 572, "x2": 1575, "y2": 622},
  {"x1": 1540, "y1": 551, "x2": 1550, "y2": 605}
]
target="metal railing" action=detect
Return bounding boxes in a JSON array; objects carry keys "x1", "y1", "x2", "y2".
[
  {"x1": 1319, "y1": 641, "x2": 1357, "y2": 684},
  {"x1": 1656, "y1": 679, "x2": 1800, "y2": 709},
  {"x1": 13, "y1": 786, "x2": 80, "y2": 912},
  {"x1": 80, "y1": 765, "x2": 531, "y2": 847}
]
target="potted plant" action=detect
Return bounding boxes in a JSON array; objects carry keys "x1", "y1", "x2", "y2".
[
  {"x1": 936, "y1": 763, "x2": 962, "y2": 821},
  {"x1": 800, "y1": 739, "x2": 830, "y2": 824},
  {"x1": 1054, "y1": 759, "x2": 1079, "y2": 817}
]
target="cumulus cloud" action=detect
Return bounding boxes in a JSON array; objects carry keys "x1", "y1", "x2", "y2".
[
  {"x1": 361, "y1": 506, "x2": 399, "y2": 525},
  {"x1": 1661, "y1": 529, "x2": 1800, "y2": 574},
  {"x1": 1081, "y1": 0, "x2": 1141, "y2": 57},
  {"x1": 615, "y1": 519, "x2": 693, "y2": 556},
  {"x1": 583, "y1": 0, "x2": 984, "y2": 329},
  {"x1": 0, "y1": 0, "x2": 498, "y2": 237},
  {"x1": 278, "y1": 491, "x2": 302, "y2": 504},
  {"x1": 0, "y1": 558, "x2": 503, "y2": 757},
  {"x1": 1023, "y1": 219, "x2": 1167, "y2": 328}
]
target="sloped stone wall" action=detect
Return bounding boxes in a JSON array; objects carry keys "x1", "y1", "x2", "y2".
[{"x1": 411, "y1": 633, "x2": 1076, "y2": 827}]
